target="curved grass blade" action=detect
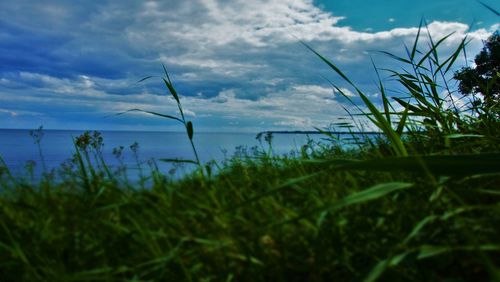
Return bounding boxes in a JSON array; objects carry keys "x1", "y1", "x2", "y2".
[
  {"x1": 420, "y1": 74, "x2": 442, "y2": 105},
  {"x1": 279, "y1": 182, "x2": 413, "y2": 228},
  {"x1": 440, "y1": 36, "x2": 468, "y2": 75},
  {"x1": 403, "y1": 215, "x2": 438, "y2": 245},
  {"x1": 364, "y1": 244, "x2": 500, "y2": 282},
  {"x1": 158, "y1": 158, "x2": 198, "y2": 165},
  {"x1": 417, "y1": 244, "x2": 500, "y2": 259},
  {"x1": 358, "y1": 92, "x2": 408, "y2": 156},
  {"x1": 162, "y1": 64, "x2": 172, "y2": 83},
  {"x1": 478, "y1": 1, "x2": 500, "y2": 16},
  {"x1": 307, "y1": 43, "x2": 407, "y2": 156},
  {"x1": 314, "y1": 126, "x2": 339, "y2": 141},
  {"x1": 410, "y1": 19, "x2": 424, "y2": 61},
  {"x1": 162, "y1": 64, "x2": 181, "y2": 104},
  {"x1": 378, "y1": 51, "x2": 413, "y2": 64},
  {"x1": 137, "y1": 76, "x2": 154, "y2": 83},
  {"x1": 417, "y1": 32, "x2": 455, "y2": 67},
  {"x1": 476, "y1": 189, "x2": 500, "y2": 196},
  {"x1": 334, "y1": 182, "x2": 413, "y2": 207},
  {"x1": 224, "y1": 172, "x2": 324, "y2": 213},
  {"x1": 162, "y1": 78, "x2": 180, "y2": 104},
  {"x1": 116, "y1": 109, "x2": 183, "y2": 124},
  {"x1": 301, "y1": 41, "x2": 361, "y2": 93},
  {"x1": 396, "y1": 106, "x2": 409, "y2": 135},
  {"x1": 364, "y1": 252, "x2": 411, "y2": 282},
  {"x1": 371, "y1": 57, "x2": 392, "y2": 123},
  {"x1": 322, "y1": 153, "x2": 500, "y2": 175},
  {"x1": 327, "y1": 79, "x2": 365, "y2": 113},
  {"x1": 444, "y1": 133, "x2": 484, "y2": 147}
]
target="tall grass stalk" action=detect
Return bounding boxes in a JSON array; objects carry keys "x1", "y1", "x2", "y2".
[
  {"x1": 302, "y1": 42, "x2": 409, "y2": 157},
  {"x1": 121, "y1": 65, "x2": 203, "y2": 175}
]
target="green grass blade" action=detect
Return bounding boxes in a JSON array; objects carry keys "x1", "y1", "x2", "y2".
[
  {"x1": 420, "y1": 74, "x2": 442, "y2": 106},
  {"x1": 444, "y1": 134, "x2": 484, "y2": 147},
  {"x1": 476, "y1": 189, "x2": 500, "y2": 196},
  {"x1": 287, "y1": 182, "x2": 413, "y2": 228},
  {"x1": 306, "y1": 42, "x2": 407, "y2": 156},
  {"x1": 358, "y1": 93, "x2": 408, "y2": 156},
  {"x1": 162, "y1": 64, "x2": 172, "y2": 84},
  {"x1": 410, "y1": 19, "x2": 424, "y2": 61},
  {"x1": 392, "y1": 97, "x2": 422, "y2": 113},
  {"x1": 324, "y1": 153, "x2": 500, "y2": 175},
  {"x1": 158, "y1": 158, "x2": 198, "y2": 165},
  {"x1": 314, "y1": 126, "x2": 339, "y2": 141},
  {"x1": 162, "y1": 64, "x2": 181, "y2": 104},
  {"x1": 162, "y1": 78, "x2": 180, "y2": 104},
  {"x1": 379, "y1": 51, "x2": 413, "y2": 65},
  {"x1": 417, "y1": 32, "x2": 455, "y2": 67},
  {"x1": 403, "y1": 215, "x2": 438, "y2": 244},
  {"x1": 334, "y1": 182, "x2": 413, "y2": 207},
  {"x1": 417, "y1": 244, "x2": 500, "y2": 259},
  {"x1": 72, "y1": 139, "x2": 91, "y2": 193},
  {"x1": 371, "y1": 58, "x2": 392, "y2": 123},
  {"x1": 137, "y1": 76, "x2": 154, "y2": 83},
  {"x1": 478, "y1": 1, "x2": 500, "y2": 16},
  {"x1": 395, "y1": 74, "x2": 439, "y2": 112},
  {"x1": 440, "y1": 36, "x2": 468, "y2": 75},
  {"x1": 364, "y1": 252, "x2": 410, "y2": 282},
  {"x1": 365, "y1": 243, "x2": 500, "y2": 282},
  {"x1": 397, "y1": 74, "x2": 423, "y2": 93},
  {"x1": 116, "y1": 109, "x2": 183, "y2": 124},
  {"x1": 396, "y1": 106, "x2": 409, "y2": 135},
  {"x1": 302, "y1": 41, "x2": 361, "y2": 92},
  {"x1": 225, "y1": 172, "x2": 324, "y2": 212}
]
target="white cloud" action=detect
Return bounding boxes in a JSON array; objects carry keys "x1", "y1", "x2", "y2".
[
  {"x1": 0, "y1": 108, "x2": 18, "y2": 117},
  {"x1": 133, "y1": 0, "x2": 491, "y2": 48},
  {"x1": 170, "y1": 0, "x2": 345, "y2": 47},
  {"x1": 335, "y1": 88, "x2": 357, "y2": 97},
  {"x1": 0, "y1": 107, "x2": 43, "y2": 118},
  {"x1": 291, "y1": 84, "x2": 333, "y2": 97},
  {"x1": 0, "y1": 0, "x2": 497, "y2": 131},
  {"x1": 162, "y1": 55, "x2": 264, "y2": 77},
  {"x1": 176, "y1": 84, "x2": 352, "y2": 130}
]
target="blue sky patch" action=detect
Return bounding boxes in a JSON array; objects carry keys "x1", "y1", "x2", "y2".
[{"x1": 316, "y1": 0, "x2": 498, "y2": 32}]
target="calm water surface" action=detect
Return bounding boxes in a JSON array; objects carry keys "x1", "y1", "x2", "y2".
[{"x1": 0, "y1": 129, "x2": 332, "y2": 179}]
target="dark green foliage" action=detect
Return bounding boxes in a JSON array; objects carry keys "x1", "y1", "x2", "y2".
[
  {"x1": 454, "y1": 32, "x2": 500, "y2": 116},
  {"x1": 0, "y1": 147, "x2": 499, "y2": 281}
]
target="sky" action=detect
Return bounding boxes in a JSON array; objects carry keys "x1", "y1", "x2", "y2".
[{"x1": 0, "y1": 0, "x2": 498, "y2": 132}]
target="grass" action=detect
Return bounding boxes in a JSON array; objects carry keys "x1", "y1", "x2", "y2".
[{"x1": 0, "y1": 23, "x2": 499, "y2": 281}]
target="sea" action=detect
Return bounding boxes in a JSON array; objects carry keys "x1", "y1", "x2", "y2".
[{"x1": 0, "y1": 129, "x2": 346, "y2": 181}]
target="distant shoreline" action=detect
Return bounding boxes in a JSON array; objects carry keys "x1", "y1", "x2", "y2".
[
  {"x1": 0, "y1": 128, "x2": 384, "y2": 135},
  {"x1": 257, "y1": 131, "x2": 384, "y2": 135}
]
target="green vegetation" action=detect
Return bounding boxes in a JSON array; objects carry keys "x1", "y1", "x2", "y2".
[
  {"x1": 1, "y1": 24, "x2": 499, "y2": 282},
  {"x1": 454, "y1": 32, "x2": 500, "y2": 118}
]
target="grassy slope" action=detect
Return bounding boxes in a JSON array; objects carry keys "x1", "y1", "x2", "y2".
[{"x1": 1, "y1": 134, "x2": 499, "y2": 281}]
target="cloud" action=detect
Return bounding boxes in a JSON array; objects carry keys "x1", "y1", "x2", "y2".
[
  {"x1": 335, "y1": 88, "x2": 356, "y2": 97},
  {"x1": 0, "y1": 109, "x2": 18, "y2": 117},
  {"x1": 0, "y1": 0, "x2": 497, "y2": 131}
]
